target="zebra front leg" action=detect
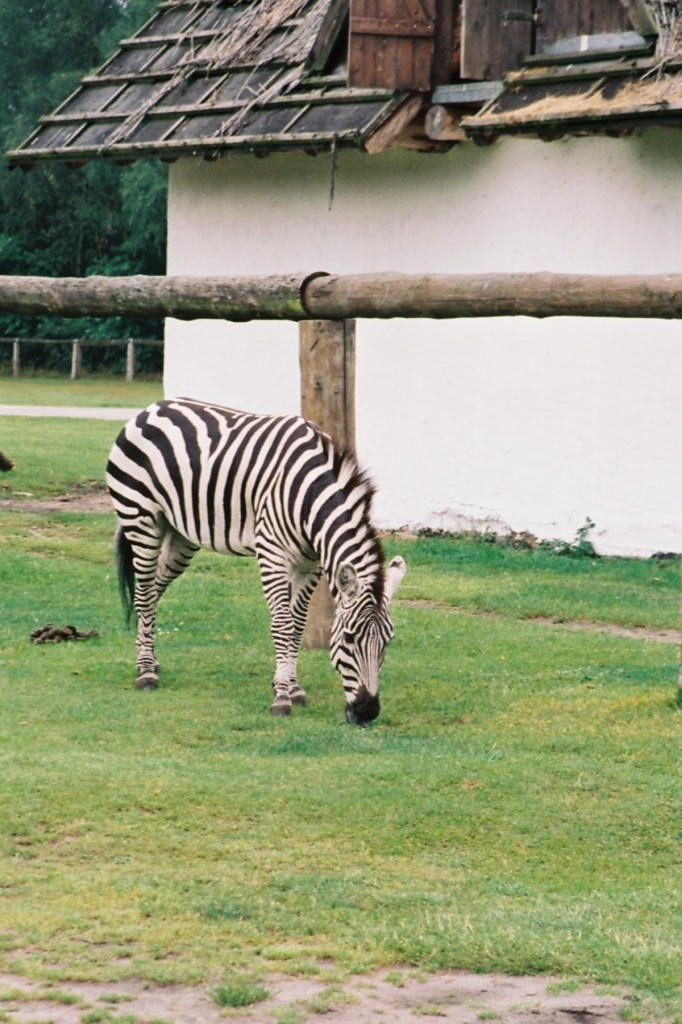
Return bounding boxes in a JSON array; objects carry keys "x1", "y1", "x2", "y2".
[
  {"x1": 257, "y1": 554, "x2": 312, "y2": 715},
  {"x1": 285, "y1": 567, "x2": 323, "y2": 707},
  {"x1": 267, "y1": 568, "x2": 321, "y2": 713},
  {"x1": 268, "y1": 595, "x2": 298, "y2": 716}
]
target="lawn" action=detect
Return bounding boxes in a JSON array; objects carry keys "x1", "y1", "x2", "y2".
[
  {"x1": 0, "y1": 372, "x2": 162, "y2": 409},
  {"x1": 0, "y1": 409, "x2": 680, "y2": 1021}
]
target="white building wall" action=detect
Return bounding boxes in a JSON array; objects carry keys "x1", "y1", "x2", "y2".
[{"x1": 164, "y1": 129, "x2": 682, "y2": 556}]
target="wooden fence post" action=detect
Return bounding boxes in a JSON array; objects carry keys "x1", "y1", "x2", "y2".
[
  {"x1": 299, "y1": 318, "x2": 356, "y2": 648},
  {"x1": 126, "y1": 339, "x2": 136, "y2": 381},
  {"x1": 12, "y1": 340, "x2": 20, "y2": 378},
  {"x1": 70, "y1": 341, "x2": 82, "y2": 380}
]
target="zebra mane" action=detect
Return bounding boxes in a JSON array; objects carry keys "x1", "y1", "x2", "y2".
[{"x1": 327, "y1": 437, "x2": 386, "y2": 603}]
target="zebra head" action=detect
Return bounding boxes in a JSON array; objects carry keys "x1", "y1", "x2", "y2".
[{"x1": 330, "y1": 555, "x2": 407, "y2": 726}]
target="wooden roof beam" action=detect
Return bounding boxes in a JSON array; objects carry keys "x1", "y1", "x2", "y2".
[{"x1": 362, "y1": 96, "x2": 424, "y2": 153}]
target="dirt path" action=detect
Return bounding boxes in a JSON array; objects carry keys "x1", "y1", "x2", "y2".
[{"x1": 0, "y1": 968, "x2": 635, "y2": 1024}]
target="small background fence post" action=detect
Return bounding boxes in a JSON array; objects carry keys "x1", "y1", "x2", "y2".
[
  {"x1": 70, "y1": 341, "x2": 82, "y2": 380},
  {"x1": 126, "y1": 338, "x2": 135, "y2": 381},
  {"x1": 12, "y1": 340, "x2": 20, "y2": 378},
  {"x1": 299, "y1": 318, "x2": 356, "y2": 648}
]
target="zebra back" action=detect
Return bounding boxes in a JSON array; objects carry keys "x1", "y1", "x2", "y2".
[{"x1": 107, "y1": 398, "x2": 385, "y2": 590}]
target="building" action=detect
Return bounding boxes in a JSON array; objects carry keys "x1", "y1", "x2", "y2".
[{"x1": 8, "y1": 0, "x2": 682, "y2": 554}]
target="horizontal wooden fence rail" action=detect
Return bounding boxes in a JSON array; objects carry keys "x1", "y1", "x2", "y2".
[
  {"x1": 1, "y1": 271, "x2": 682, "y2": 321},
  {"x1": 0, "y1": 274, "x2": 313, "y2": 321},
  {"x1": 0, "y1": 270, "x2": 680, "y2": 660},
  {"x1": 1, "y1": 336, "x2": 163, "y2": 380},
  {"x1": 304, "y1": 272, "x2": 682, "y2": 321}
]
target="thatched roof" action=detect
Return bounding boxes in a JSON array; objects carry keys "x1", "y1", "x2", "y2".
[
  {"x1": 462, "y1": 55, "x2": 682, "y2": 142},
  {"x1": 6, "y1": 0, "x2": 414, "y2": 168},
  {"x1": 462, "y1": 3, "x2": 682, "y2": 143}
]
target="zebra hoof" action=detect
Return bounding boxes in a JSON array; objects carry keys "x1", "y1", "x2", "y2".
[
  {"x1": 269, "y1": 699, "x2": 292, "y2": 716},
  {"x1": 290, "y1": 689, "x2": 308, "y2": 707},
  {"x1": 135, "y1": 673, "x2": 159, "y2": 690}
]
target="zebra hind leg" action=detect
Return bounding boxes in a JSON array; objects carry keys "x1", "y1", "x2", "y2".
[
  {"x1": 135, "y1": 527, "x2": 199, "y2": 689},
  {"x1": 131, "y1": 530, "x2": 163, "y2": 690},
  {"x1": 125, "y1": 520, "x2": 197, "y2": 690},
  {"x1": 115, "y1": 521, "x2": 161, "y2": 689}
]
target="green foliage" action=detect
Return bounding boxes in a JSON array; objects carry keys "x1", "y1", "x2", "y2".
[
  {"x1": 0, "y1": 0, "x2": 165, "y2": 370},
  {"x1": 539, "y1": 517, "x2": 598, "y2": 559}
]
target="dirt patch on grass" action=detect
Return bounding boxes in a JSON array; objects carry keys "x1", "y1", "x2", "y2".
[
  {"x1": 0, "y1": 485, "x2": 112, "y2": 515},
  {"x1": 528, "y1": 615, "x2": 680, "y2": 645},
  {"x1": 0, "y1": 968, "x2": 634, "y2": 1024},
  {"x1": 401, "y1": 598, "x2": 680, "y2": 645}
]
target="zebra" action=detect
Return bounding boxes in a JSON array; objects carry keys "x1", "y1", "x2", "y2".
[{"x1": 105, "y1": 398, "x2": 406, "y2": 725}]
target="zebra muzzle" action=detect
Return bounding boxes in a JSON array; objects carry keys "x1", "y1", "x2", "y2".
[{"x1": 346, "y1": 686, "x2": 380, "y2": 726}]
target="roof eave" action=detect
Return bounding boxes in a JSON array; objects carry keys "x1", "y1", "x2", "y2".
[
  {"x1": 7, "y1": 133, "x2": 362, "y2": 168},
  {"x1": 463, "y1": 109, "x2": 682, "y2": 143}
]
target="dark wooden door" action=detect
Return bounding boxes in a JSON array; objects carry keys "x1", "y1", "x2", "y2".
[
  {"x1": 460, "y1": 0, "x2": 535, "y2": 80},
  {"x1": 348, "y1": 0, "x2": 437, "y2": 90}
]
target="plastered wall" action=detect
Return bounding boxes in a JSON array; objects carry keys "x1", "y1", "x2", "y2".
[{"x1": 164, "y1": 130, "x2": 682, "y2": 555}]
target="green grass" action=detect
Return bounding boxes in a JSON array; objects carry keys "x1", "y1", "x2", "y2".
[
  {"x1": 0, "y1": 411, "x2": 681, "y2": 1021},
  {"x1": 211, "y1": 980, "x2": 269, "y2": 1007},
  {"x1": 0, "y1": 376, "x2": 161, "y2": 500},
  {"x1": 389, "y1": 533, "x2": 680, "y2": 631},
  {"x1": 0, "y1": 373, "x2": 162, "y2": 409},
  {"x1": 0, "y1": 417, "x2": 122, "y2": 499}
]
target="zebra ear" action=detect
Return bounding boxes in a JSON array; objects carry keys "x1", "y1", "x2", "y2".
[
  {"x1": 384, "y1": 556, "x2": 407, "y2": 605},
  {"x1": 336, "y1": 562, "x2": 360, "y2": 603}
]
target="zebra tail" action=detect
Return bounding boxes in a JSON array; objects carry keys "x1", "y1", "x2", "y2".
[{"x1": 115, "y1": 527, "x2": 136, "y2": 627}]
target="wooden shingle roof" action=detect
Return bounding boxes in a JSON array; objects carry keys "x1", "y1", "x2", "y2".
[
  {"x1": 10, "y1": 0, "x2": 679, "y2": 164},
  {"x1": 7, "y1": 0, "x2": 415, "y2": 167}
]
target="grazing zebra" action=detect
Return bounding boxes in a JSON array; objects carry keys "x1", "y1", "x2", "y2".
[{"x1": 105, "y1": 398, "x2": 406, "y2": 724}]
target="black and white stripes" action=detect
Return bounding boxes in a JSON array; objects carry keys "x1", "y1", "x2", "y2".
[{"x1": 106, "y1": 398, "x2": 405, "y2": 723}]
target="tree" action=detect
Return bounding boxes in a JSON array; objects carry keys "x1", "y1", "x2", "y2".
[{"x1": 0, "y1": 0, "x2": 165, "y2": 370}]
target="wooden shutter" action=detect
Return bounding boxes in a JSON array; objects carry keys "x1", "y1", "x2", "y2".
[
  {"x1": 460, "y1": 0, "x2": 534, "y2": 80},
  {"x1": 348, "y1": 0, "x2": 437, "y2": 90},
  {"x1": 461, "y1": 0, "x2": 646, "y2": 82},
  {"x1": 537, "y1": 0, "x2": 633, "y2": 50}
]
